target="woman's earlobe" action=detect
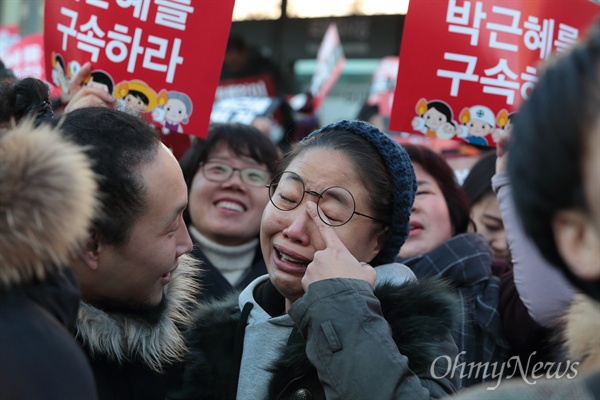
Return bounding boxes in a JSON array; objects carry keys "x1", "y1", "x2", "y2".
[{"x1": 369, "y1": 225, "x2": 389, "y2": 261}]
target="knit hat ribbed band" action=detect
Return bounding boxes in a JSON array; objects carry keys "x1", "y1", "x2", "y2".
[{"x1": 305, "y1": 120, "x2": 417, "y2": 265}]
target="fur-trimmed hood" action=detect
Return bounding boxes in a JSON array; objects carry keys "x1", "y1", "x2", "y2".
[
  {"x1": 563, "y1": 294, "x2": 600, "y2": 372},
  {"x1": 0, "y1": 121, "x2": 97, "y2": 288},
  {"x1": 76, "y1": 254, "x2": 200, "y2": 373}
]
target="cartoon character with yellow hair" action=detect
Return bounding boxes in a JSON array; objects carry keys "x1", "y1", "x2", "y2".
[{"x1": 114, "y1": 80, "x2": 159, "y2": 115}]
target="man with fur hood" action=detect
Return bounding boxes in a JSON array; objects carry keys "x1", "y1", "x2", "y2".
[
  {"x1": 57, "y1": 107, "x2": 199, "y2": 400},
  {"x1": 0, "y1": 121, "x2": 98, "y2": 399}
]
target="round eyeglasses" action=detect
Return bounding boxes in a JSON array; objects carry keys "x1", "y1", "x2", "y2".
[
  {"x1": 200, "y1": 162, "x2": 270, "y2": 187},
  {"x1": 266, "y1": 171, "x2": 386, "y2": 227}
]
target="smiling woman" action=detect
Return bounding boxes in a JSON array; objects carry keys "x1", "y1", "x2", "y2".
[
  {"x1": 174, "y1": 120, "x2": 461, "y2": 400},
  {"x1": 178, "y1": 122, "x2": 281, "y2": 302}
]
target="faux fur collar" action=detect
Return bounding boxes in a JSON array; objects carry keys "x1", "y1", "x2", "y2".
[{"x1": 76, "y1": 254, "x2": 200, "y2": 372}]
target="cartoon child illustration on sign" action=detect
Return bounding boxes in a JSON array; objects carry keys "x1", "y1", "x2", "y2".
[
  {"x1": 51, "y1": 52, "x2": 71, "y2": 102},
  {"x1": 114, "y1": 80, "x2": 159, "y2": 116},
  {"x1": 438, "y1": 120, "x2": 458, "y2": 140},
  {"x1": 86, "y1": 70, "x2": 115, "y2": 95},
  {"x1": 457, "y1": 105, "x2": 496, "y2": 146},
  {"x1": 411, "y1": 98, "x2": 455, "y2": 139},
  {"x1": 492, "y1": 109, "x2": 517, "y2": 143},
  {"x1": 153, "y1": 90, "x2": 193, "y2": 134}
]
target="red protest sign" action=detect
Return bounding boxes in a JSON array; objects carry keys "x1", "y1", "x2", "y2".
[
  {"x1": 309, "y1": 23, "x2": 346, "y2": 111},
  {"x1": 390, "y1": 0, "x2": 600, "y2": 147},
  {"x1": 2, "y1": 33, "x2": 45, "y2": 79},
  {"x1": 0, "y1": 24, "x2": 20, "y2": 57},
  {"x1": 44, "y1": 0, "x2": 235, "y2": 138},
  {"x1": 1, "y1": 33, "x2": 63, "y2": 99},
  {"x1": 366, "y1": 56, "x2": 399, "y2": 118}
]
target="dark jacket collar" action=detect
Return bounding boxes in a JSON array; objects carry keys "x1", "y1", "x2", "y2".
[
  {"x1": 2, "y1": 265, "x2": 81, "y2": 332},
  {"x1": 189, "y1": 238, "x2": 267, "y2": 302},
  {"x1": 254, "y1": 279, "x2": 286, "y2": 317},
  {"x1": 399, "y1": 233, "x2": 493, "y2": 286}
]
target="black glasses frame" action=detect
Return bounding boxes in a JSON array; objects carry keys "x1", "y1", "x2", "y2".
[{"x1": 266, "y1": 171, "x2": 386, "y2": 227}]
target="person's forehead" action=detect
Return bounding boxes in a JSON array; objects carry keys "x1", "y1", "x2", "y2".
[
  {"x1": 474, "y1": 193, "x2": 502, "y2": 216},
  {"x1": 143, "y1": 147, "x2": 186, "y2": 201},
  {"x1": 287, "y1": 148, "x2": 361, "y2": 190},
  {"x1": 208, "y1": 142, "x2": 263, "y2": 166},
  {"x1": 413, "y1": 163, "x2": 435, "y2": 181},
  {"x1": 169, "y1": 99, "x2": 185, "y2": 106}
]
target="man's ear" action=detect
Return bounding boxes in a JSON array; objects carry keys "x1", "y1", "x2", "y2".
[
  {"x1": 553, "y1": 209, "x2": 600, "y2": 281},
  {"x1": 79, "y1": 229, "x2": 102, "y2": 271}
]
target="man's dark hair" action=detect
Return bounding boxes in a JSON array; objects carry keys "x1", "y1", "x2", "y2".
[
  {"x1": 509, "y1": 20, "x2": 600, "y2": 301},
  {"x1": 59, "y1": 107, "x2": 161, "y2": 245}
]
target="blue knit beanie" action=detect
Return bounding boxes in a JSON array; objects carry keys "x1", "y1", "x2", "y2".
[{"x1": 305, "y1": 120, "x2": 416, "y2": 265}]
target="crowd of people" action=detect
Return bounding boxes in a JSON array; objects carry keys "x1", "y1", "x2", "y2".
[{"x1": 0, "y1": 17, "x2": 599, "y2": 400}]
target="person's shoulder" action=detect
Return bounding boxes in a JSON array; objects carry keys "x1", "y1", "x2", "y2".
[
  {"x1": 374, "y1": 262, "x2": 416, "y2": 287},
  {"x1": 0, "y1": 296, "x2": 76, "y2": 348},
  {"x1": 0, "y1": 298, "x2": 97, "y2": 397},
  {"x1": 374, "y1": 276, "x2": 461, "y2": 376},
  {"x1": 375, "y1": 275, "x2": 459, "y2": 318}
]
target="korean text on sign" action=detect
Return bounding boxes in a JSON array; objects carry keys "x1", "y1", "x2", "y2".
[{"x1": 56, "y1": 0, "x2": 194, "y2": 83}]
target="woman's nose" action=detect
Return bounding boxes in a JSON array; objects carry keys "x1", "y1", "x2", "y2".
[
  {"x1": 282, "y1": 207, "x2": 312, "y2": 246},
  {"x1": 489, "y1": 232, "x2": 509, "y2": 257}
]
